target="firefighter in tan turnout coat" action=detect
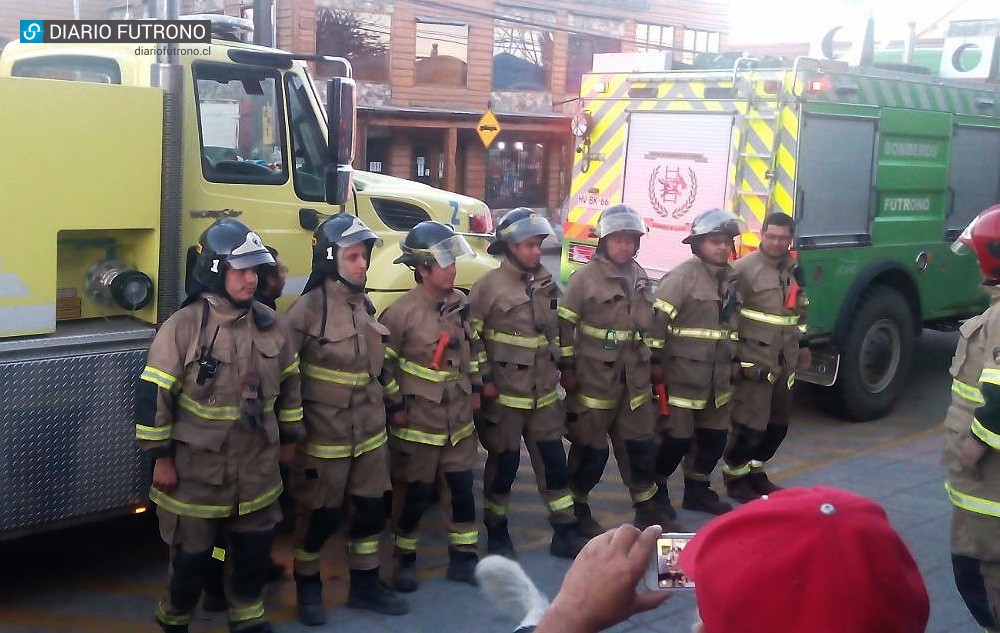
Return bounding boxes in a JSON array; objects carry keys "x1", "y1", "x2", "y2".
[
  {"x1": 942, "y1": 205, "x2": 1000, "y2": 633},
  {"x1": 558, "y1": 204, "x2": 674, "y2": 534},
  {"x1": 722, "y1": 212, "x2": 811, "y2": 503},
  {"x1": 470, "y1": 208, "x2": 589, "y2": 560},
  {"x1": 379, "y1": 221, "x2": 483, "y2": 591},
  {"x1": 135, "y1": 218, "x2": 302, "y2": 633},
  {"x1": 651, "y1": 209, "x2": 743, "y2": 517},
  {"x1": 283, "y1": 214, "x2": 407, "y2": 625}
]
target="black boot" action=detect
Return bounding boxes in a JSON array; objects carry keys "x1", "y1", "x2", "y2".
[
  {"x1": 633, "y1": 497, "x2": 684, "y2": 532},
  {"x1": 573, "y1": 502, "x2": 605, "y2": 538},
  {"x1": 682, "y1": 479, "x2": 733, "y2": 515},
  {"x1": 293, "y1": 572, "x2": 326, "y2": 626},
  {"x1": 392, "y1": 553, "x2": 419, "y2": 593},
  {"x1": 549, "y1": 521, "x2": 589, "y2": 559},
  {"x1": 725, "y1": 474, "x2": 762, "y2": 504},
  {"x1": 347, "y1": 568, "x2": 409, "y2": 616},
  {"x1": 446, "y1": 548, "x2": 479, "y2": 586},
  {"x1": 485, "y1": 515, "x2": 517, "y2": 559},
  {"x1": 747, "y1": 471, "x2": 782, "y2": 495}
]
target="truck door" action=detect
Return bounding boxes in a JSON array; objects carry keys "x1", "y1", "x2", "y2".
[
  {"x1": 622, "y1": 111, "x2": 734, "y2": 278},
  {"x1": 795, "y1": 115, "x2": 876, "y2": 245}
]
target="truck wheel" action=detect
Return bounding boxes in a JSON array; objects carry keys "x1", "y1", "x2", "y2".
[{"x1": 832, "y1": 285, "x2": 914, "y2": 421}]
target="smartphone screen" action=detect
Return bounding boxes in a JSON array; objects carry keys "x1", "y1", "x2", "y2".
[{"x1": 647, "y1": 532, "x2": 696, "y2": 590}]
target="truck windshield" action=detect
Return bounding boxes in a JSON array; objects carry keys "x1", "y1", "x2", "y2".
[
  {"x1": 193, "y1": 62, "x2": 288, "y2": 185},
  {"x1": 285, "y1": 72, "x2": 330, "y2": 202}
]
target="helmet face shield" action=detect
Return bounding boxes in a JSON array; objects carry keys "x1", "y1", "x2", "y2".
[
  {"x1": 335, "y1": 215, "x2": 383, "y2": 248},
  {"x1": 499, "y1": 215, "x2": 554, "y2": 245},
  {"x1": 597, "y1": 209, "x2": 647, "y2": 238},
  {"x1": 227, "y1": 231, "x2": 275, "y2": 269},
  {"x1": 951, "y1": 215, "x2": 980, "y2": 255},
  {"x1": 683, "y1": 209, "x2": 748, "y2": 244},
  {"x1": 422, "y1": 234, "x2": 474, "y2": 267}
]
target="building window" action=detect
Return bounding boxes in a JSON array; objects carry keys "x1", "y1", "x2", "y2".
[
  {"x1": 680, "y1": 28, "x2": 720, "y2": 65},
  {"x1": 415, "y1": 20, "x2": 468, "y2": 87},
  {"x1": 485, "y1": 138, "x2": 546, "y2": 208},
  {"x1": 493, "y1": 24, "x2": 553, "y2": 91},
  {"x1": 635, "y1": 23, "x2": 675, "y2": 52},
  {"x1": 566, "y1": 34, "x2": 621, "y2": 94},
  {"x1": 316, "y1": 9, "x2": 390, "y2": 82}
]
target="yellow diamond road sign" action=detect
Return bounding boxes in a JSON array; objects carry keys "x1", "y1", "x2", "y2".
[{"x1": 477, "y1": 109, "x2": 501, "y2": 148}]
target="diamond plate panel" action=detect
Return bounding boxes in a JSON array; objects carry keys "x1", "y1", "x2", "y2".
[{"x1": 0, "y1": 348, "x2": 149, "y2": 535}]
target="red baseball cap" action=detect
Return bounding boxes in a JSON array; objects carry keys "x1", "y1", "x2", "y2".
[{"x1": 678, "y1": 486, "x2": 929, "y2": 633}]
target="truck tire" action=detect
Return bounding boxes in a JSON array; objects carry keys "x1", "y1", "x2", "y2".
[{"x1": 832, "y1": 285, "x2": 914, "y2": 421}]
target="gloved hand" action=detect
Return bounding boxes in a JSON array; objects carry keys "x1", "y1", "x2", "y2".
[{"x1": 958, "y1": 434, "x2": 988, "y2": 478}]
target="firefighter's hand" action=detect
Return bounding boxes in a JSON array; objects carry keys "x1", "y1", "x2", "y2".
[
  {"x1": 279, "y1": 443, "x2": 295, "y2": 465},
  {"x1": 482, "y1": 381, "x2": 499, "y2": 401},
  {"x1": 536, "y1": 524, "x2": 669, "y2": 633},
  {"x1": 650, "y1": 363, "x2": 664, "y2": 385},
  {"x1": 471, "y1": 392, "x2": 482, "y2": 412},
  {"x1": 796, "y1": 347, "x2": 813, "y2": 372},
  {"x1": 958, "y1": 434, "x2": 988, "y2": 478},
  {"x1": 152, "y1": 457, "x2": 178, "y2": 494},
  {"x1": 560, "y1": 370, "x2": 578, "y2": 394},
  {"x1": 390, "y1": 410, "x2": 408, "y2": 427}
]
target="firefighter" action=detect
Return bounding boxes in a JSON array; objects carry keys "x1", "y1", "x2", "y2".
[
  {"x1": 942, "y1": 205, "x2": 1000, "y2": 633},
  {"x1": 558, "y1": 203, "x2": 674, "y2": 536},
  {"x1": 379, "y1": 220, "x2": 483, "y2": 591},
  {"x1": 283, "y1": 213, "x2": 408, "y2": 625},
  {"x1": 135, "y1": 218, "x2": 302, "y2": 633},
  {"x1": 722, "y1": 212, "x2": 811, "y2": 503},
  {"x1": 470, "y1": 207, "x2": 590, "y2": 560},
  {"x1": 651, "y1": 208, "x2": 743, "y2": 516}
]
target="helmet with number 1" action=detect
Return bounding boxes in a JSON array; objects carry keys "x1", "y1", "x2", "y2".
[
  {"x1": 487, "y1": 207, "x2": 555, "y2": 255},
  {"x1": 595, "y1": 204, "x2": 647, "y2": 239},
  {"x1": 192, "y1": 218, "x2": 274, "y2": 294},
  {"x1": 302, "y1": 213, "x2": 382, "y2": 294},
  {"x1": 682, "y1": 208, "x2": 746, "y2": 244},
  {"x1": 953, "y1": 204, "x2": 1000, "y2": 282},
  {"x1": 395, "y1": 221, "x2": 474, "y2": 269}
]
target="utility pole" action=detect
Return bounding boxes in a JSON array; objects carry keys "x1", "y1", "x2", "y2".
[{"x1": 253, "y1": 0, "x2": 273, "y2": 47}]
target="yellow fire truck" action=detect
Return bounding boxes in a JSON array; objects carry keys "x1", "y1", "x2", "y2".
[
  {"x1": 0, "y1": 24, "x2": 495, "y2": 540},
  {"x1": 563, "y1": 55, "x2": 1000, "y2": 420}
]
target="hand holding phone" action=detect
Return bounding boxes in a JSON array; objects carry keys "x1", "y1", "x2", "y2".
[{"x1": 645, "y1": 532, "x2": 696, "y2": 591}]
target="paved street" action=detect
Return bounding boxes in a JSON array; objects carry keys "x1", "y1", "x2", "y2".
[{"x1": 0, "y1": 328, "x2": 980, "y2": 632}]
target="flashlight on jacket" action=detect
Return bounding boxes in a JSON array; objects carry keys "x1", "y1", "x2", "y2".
[{"x1": 430, "y1": 331, "x2": 451, "y2": 370}]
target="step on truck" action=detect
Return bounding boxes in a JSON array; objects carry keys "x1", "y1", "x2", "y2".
[
  {"x1": 562, "y1": 54, "x2": 1000, "y2": 421},
  {"x1": 0, "y1": 18, "x2": 496, "y2": 540}
]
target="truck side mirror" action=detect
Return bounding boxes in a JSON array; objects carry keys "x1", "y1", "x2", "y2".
[{"x1": 325, "y1": 77, "x2": 356, "y2": 206}]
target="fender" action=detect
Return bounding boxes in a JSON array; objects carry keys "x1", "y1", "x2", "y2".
[{"x1": 830, "y1": 259, "x2": 921, "y2": 349}]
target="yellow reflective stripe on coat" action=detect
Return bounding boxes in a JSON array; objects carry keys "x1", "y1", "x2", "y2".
[
  {"x1": 391, "y1": 426, "x2": 447, "y2": 446},
  {"x1": 384, "y1": 379, "x2": 400, "y2": 395},
  {"x1": 972, "y1": 418, "x2": 1000, "y2": 451},
  {"x1": 294, "y1": 548, "x2": 321, "y2": 562},
  {"x1": 548, "y1": 494, "x2": 574, "y2": 512},
  {"x1": 177, "y1": 393, "x2": 242, "y2": 420},
  {"x1": 136, "y1": 423, "x2": 172, "y2": 441},
  {"x1": 953, "y1": 378, "x2": 985, "y2": 405},
  {"x1": 238, "y1": 484, "x2": 283, "y2": 515},
  {"x1": 399, "y1": 358, "x2": 460, "y2": 382},
  {"x1": 496, "y1": 389, "x2": 560, "y2": 410},
  {"x1": 394, "y1": 534, "x2": 418, "y2": 551},
  {"x1": 229, "y1": 601, "x2": 265, "y2": 623},
  {"x1": 787, "y1": 372, "x2": 796, "y2": 389},
  {"x1": 484, "y1": 328, "x2": 549, "y2": 349},
  {"x1": 559, "y1": 345, "x2": 575, "y2": 357},
  {"x1": 449, "y1": 530, "x2": 479, "y2": 546},
  {"x1": 739, "y1": 307, "x2": 799, "y2": 326},
  {"x1": 141, "y1": 365, "x2": 180, "y2": 392},
  {"x1": 304, "y1": 429, "x2": 388, "y2": 459},
  {"x1": 471, "y1": 317, "x2": 484, "y2": 334},
  {"x1": 980, "y1": 367, "x2": 1000, "y2": 387},
  {"x1": 347, "y1": 538, "x2": 380, "y2": 555},
  {"x1": 668, "y1": 394, "x2": 707, "y2": 410},
  {"x1": 469, "y1": 359, "x2": 480, "y2": 373},
  {"x1": 301, "y1": 363, "x2": 370, "y2": 386},
  {"x1": 653, "y1": 299, "x2": 678, "y2": 319},
  {"x1": 715, "y1": 392, "x2": 732, "y2": 408},
  {"x1": 577, "y1": 393, "x2": 618, "y2": 410},
  {"x1": 578, "y1": 323, "x2": 642, "y2": 342},
  {"x1": 149, "y1": 487, "x2": 233, "y2": 519},
  {"x1": 630, "y1": 391, "x2": 652, "y2": 410},
  {"x1": 646, "y1": 337, "x2": 664, "y2": 349},
  {"x1": 385, "y1": 346, "x2": 399, "y2": 360},
  {"x1": 945, "y1": 482, "x2": 1000, "y2": 518},
  {"x1": 279, "y1": 358, "x2": 300, "y2": 381},
  {"x1": 451, "y1": 421, "x2": 476, "y2": 445},
  {"x1": 667, "y1": 325, "x2": 737, "y2": 340},
  {"x1": 278, "y1": 406, "x2": 303, "y2": 422},
  {"x1": 557, "y1": 305, "x2": 580, "y2": 324}
]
